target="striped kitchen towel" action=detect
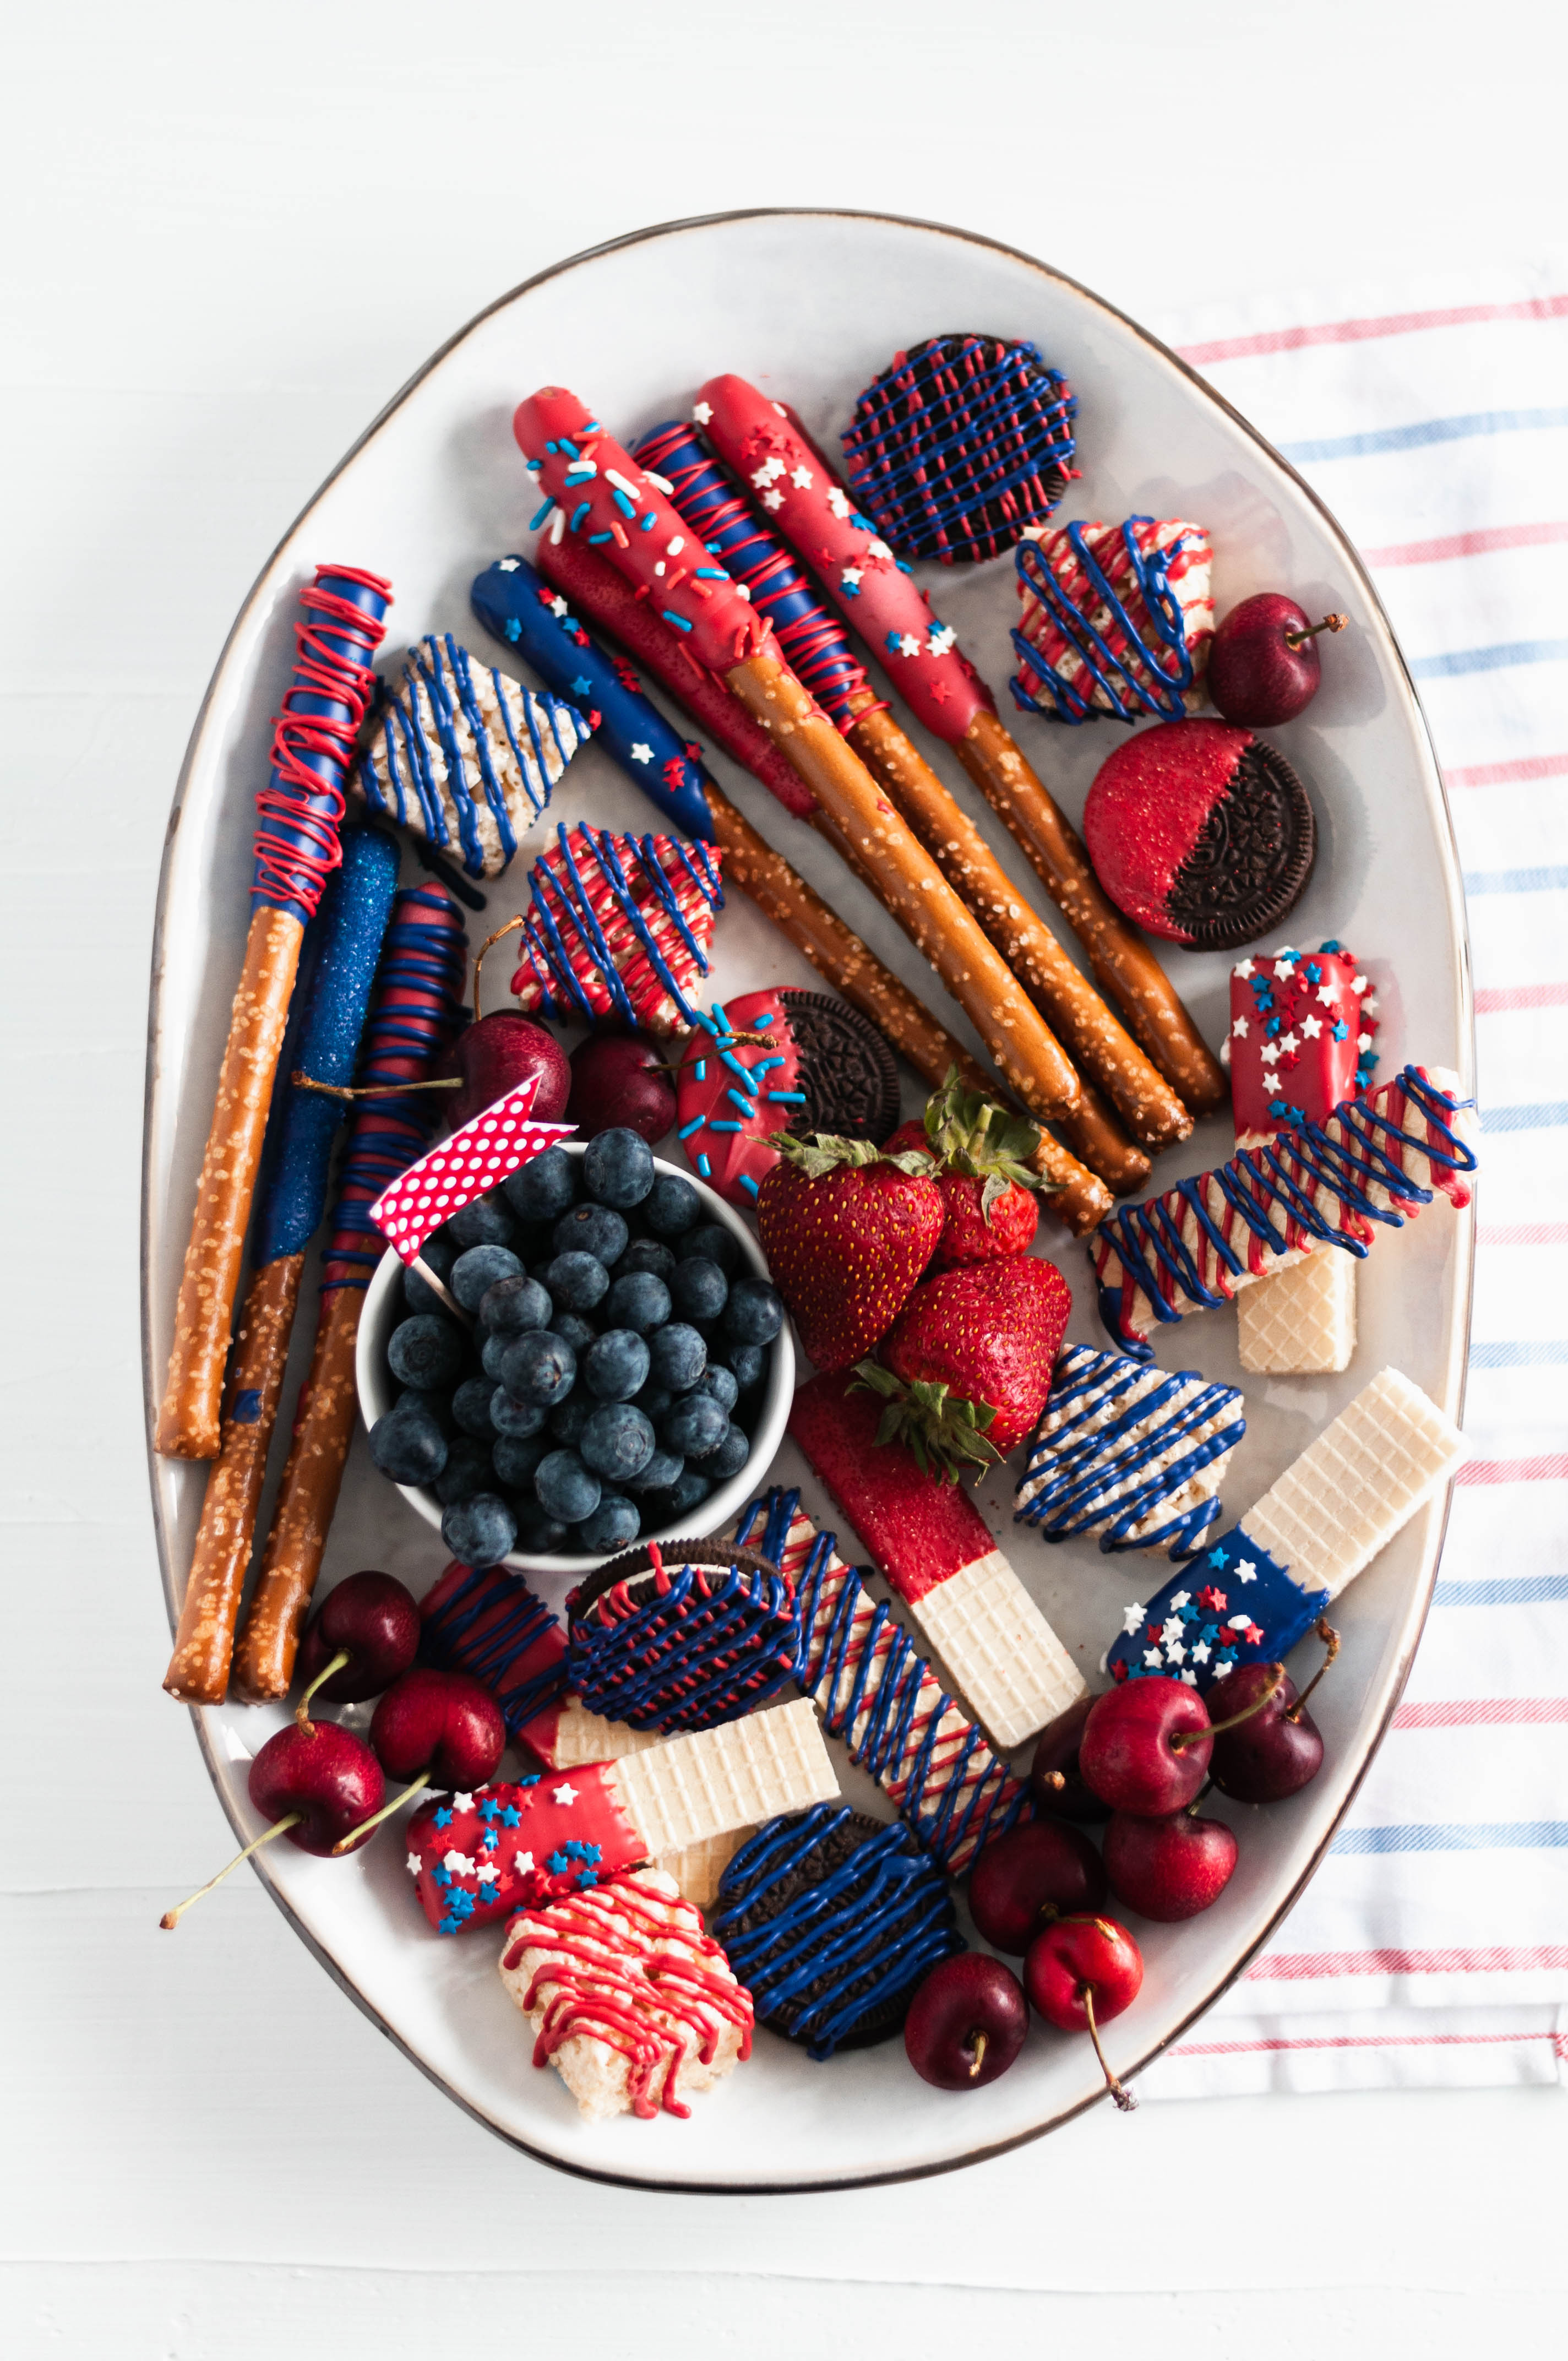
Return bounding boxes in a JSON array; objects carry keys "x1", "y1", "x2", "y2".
[{"x1": 1139, "y1": 270, "x2": 1568, "y2": 2098}]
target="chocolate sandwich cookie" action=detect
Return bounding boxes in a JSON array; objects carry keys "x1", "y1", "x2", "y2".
[
  {"x1": 676, "y1": 987, "x2": 899, "y2": 1207},
  {"x1": 711, "y1": 1804, "x2": 963, "y2": 2059},
  {"x1": 841, "y1": 333, "x2": 1079, "y2": 565},
  {"x1": 565, "y1": 1536, "x2": 798, "y2": 1733},
  {"x1": 1082, "y1": 717, "x2": 1316, "y2": 950}
]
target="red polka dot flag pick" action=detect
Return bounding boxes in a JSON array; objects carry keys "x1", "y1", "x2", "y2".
[{"x1": 369, "y1": 1073, "x2": 574, "y2": 1263}]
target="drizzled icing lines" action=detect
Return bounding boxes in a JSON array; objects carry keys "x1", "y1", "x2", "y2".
[{"x1": 508, "y1": 823, "x2": 723, "y2": 1035}]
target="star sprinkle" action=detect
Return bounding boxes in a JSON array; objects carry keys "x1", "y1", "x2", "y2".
[
  {"x1": 692, "y1": 401, "x2": 713, "y2": 424},
  {"x1": 752, "y1": 458, "x2": 786, "y2": 488},
  {"x1": 1234, "y1": 958, "x2": 1255, "y2": 978},
  {"x1": 1122, "y1": 1600, "x2": 1146, "y2": 1633},
  {"x1": 898, "y1": 632, "x2": 922, "y2": 657},
  {"x1": 1233, "y1": 1015, "x2": 1249, "y2": 1038},
  {"x1": 762, "y1": 489, "x2": 785, "y2": 511},
  {"x1": 1235, "y1": 1560, "x2": 1257, "y2": 1582},
  {"x1": 790, "y1": 465, "x2": 813, "y2": 488},
  {"x1": 553, "y1": 1783, "x2": 579, "y2": 1806},
  {"x1": 406, "y1": 1853, "x2": 421, "y2": 1878},
  {"x1": 514, "y1": 1849, "x2": 536, "y2": 1874},
  {"x1": 1301, "y1": 1014, "x2": 1323, "y2": 1039},
  {"x1": 453, "y1": 1794, "x2": 474, "y2": 1814},
  {"x1": 827, "y1": 487, "x2": 851, "y2": 518},
  {"x1": 630, "y1": 743, "x2": 652, "y2": 763}
]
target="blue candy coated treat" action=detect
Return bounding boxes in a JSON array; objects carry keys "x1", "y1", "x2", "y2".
[
  {"x1": 253, "y1": 823, "x2": 400, "y2": 1265},
  {"x1": 470, "y1": 555, "x2": 716, "y2": 842},
  {"x1": 1103, "y1": 1523, "x2": 1330, "y2": 1695}
]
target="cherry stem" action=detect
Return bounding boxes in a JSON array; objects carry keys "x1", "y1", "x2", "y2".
[
  {"x1": 292, "y1": 1071, "x2": 461, "y2": 1101},
  {"x1": 1171, "y1": 1661, "x2": 1288, "y2": 1748},
  {"x1": 295, "y1": 1651, "x2": 351, "y2": 1726},
  {"x1": 1287, "y1": 1619, "x2": 1342, "y2": 1722},
  {"x1": 1080, "y1": 1983, "x2": 1136, "y2": 2113},
  {"x1": 472, "y1": 916, "x2": 525, "y2": 1022},
  {"x1": 331, "y1": 1771, "x2": 432, "y2": 1854},
  {"x1": 1185, "y1": 1777, "x2": 1214, "y2": 1816},
  {"x1": 967, "y1": 2030, "x2": 989, "y2": 2081},
  {"x1": 160, "y1": 1814, "x2": 301, "y2": 1929},
  {"x1": 1284, "y1": 612, "x2": 1347, "y2": 650}
]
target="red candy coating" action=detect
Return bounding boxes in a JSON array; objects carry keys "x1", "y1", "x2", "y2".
[
  {"x1": 406, "y1": 1770, "x2": 645, "y2": 1934},
  {"x1": 1228, "y1": 948, "x2": 1371, "y2": 1144},
  {"x1": 787, "y1": 1369, "x2": 995, "y2": 1606},
  {"x1": 1082, "y1": 718, "x2": 1255, "y2": 943}
]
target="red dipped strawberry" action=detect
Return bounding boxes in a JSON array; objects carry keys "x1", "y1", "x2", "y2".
[
  {"x1": 858, "y1": 1254, "x2": 1071, "y2": 1475},
  {"x1": 886, "y1": 1068, "x2": 1048, "y2": 1269},
  {"x1": 755, "y1": 1133, "x2": 943, "y2": 1372}
]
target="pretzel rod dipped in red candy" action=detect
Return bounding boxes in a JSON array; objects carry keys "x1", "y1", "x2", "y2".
[
  {"x1": 694, "y1": 378, "x2": 1226, "y2": 1119},
  {"x1": 514, "y1": 390, "x2": 1086, "y2": 1141}
]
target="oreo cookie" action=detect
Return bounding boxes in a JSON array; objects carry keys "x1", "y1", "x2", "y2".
[
  {"x1": 1083, "y1": 716, "x2": 1317, "y2": 951},
  {"x1": 676, "y1": 987, "x2": 898, "y2": 1207},
  {"x1": 841, "y1": 334, "x2": 1078, "y2": 565},
  {"x1": 710, "y1": 1804, "x2": 962, "y2": 2059},
  {"x1": 565, "y1": 1537, "x2": 798, "y2": 1733}
]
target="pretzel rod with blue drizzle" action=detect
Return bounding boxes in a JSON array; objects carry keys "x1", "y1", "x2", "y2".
[{"x1": 156, "y1": 565, "x2": 392, "y2": 1459}]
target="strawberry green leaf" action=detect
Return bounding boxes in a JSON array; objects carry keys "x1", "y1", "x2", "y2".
[
  {"x1": 770, "y1": 1130, "x2": 935, "y2": 1181},
  {"x1": 848, "y1": 1361, "x2": 1001, "y2": 1484}
]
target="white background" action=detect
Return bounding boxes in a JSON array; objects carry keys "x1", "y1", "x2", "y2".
[{"x1": 6, "y1": 3, "x2": 1565, "y2": 2353}]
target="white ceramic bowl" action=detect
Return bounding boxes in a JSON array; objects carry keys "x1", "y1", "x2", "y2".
[{"x1": 354, "y1": 1140, "x2": 794, "y2": 1575}]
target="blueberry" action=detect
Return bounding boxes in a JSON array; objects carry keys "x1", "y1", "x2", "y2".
[
  {"x1": 643, "y1": 1467, "x2": 712, "y2": 1523},
  {"x1": 435, "y1": 1435, "x2": 494, "y2": 1504},
  {"x1": 625, "y1": 1445, "x2": 685, "y2": 1494},
  {"x1": 701, "y1": 1422, "x2": 753, "y2": 1479},
  {"x1": 480, "y1": 1330, "x2": 512, "y2": 1381},
  {"x1": 663, "y1": 1390, "x2": 728, "y2": 1460},
  {"x1": 583, "y1": 1127, "x2": 656, "y2": 1209},
  {"x1": 499, "y1": 1329, "x2": 577, "y2": 1406},
  {"x1": 574, "y1": 1491, "x2": 641, "y2": 1552},
  {"x1": 617, "y1": 1237, "x2": 677, "y2": 1283},
  {"x1": 549, "y1": 1312, "x2": 597, "y2": 1356},
  {"x1": 402, "y1": 1233, "x2": 456, "y2": 1315},
  {"x1": 447, "y1": 1193, "x2": 517, "y2": 1251},
  {"x1": 450, "y1": 1244, "x2": 522, "y2": 1313},
  {"x1": 540, "y1": 1250, "x2": 611, "y2": 1313},
  {"x1": 504, "y1": 1145, "x2": 578, "y2": 1222},
  {"x1": 553, "y1": 1203, "x2": 629, "y2": 1267},
  {"x1": 693, "y1": 1363, "x2": 738, "y2": 1414},
  {"x1": 480, "y1": 1273, "x2": 552, "y2": 1335},
  {"x1": 368, "y1": 1395, "x2": 449, "y2": 1486},
  {"x1": 579, "y1": 1401, "x2": 657, "y2": 1484},
  {"x1": 514, "y1": 1502, "x2": 572, "y2": 1554},
  {"x1": 668, "y1": 1258, "x2": 728, "y2": 1324},
  {"x1": 440, "y1": 1492, "x2": 517, "y2": 1567},
  {"x1": 649, "y1": 1321, "x2": 707, "y2": 1391},
  {"x1": 493, "y1": 1431, "x2": 550, "y2": 1490},
  {"x1": 386, "y1": 1315, "x2": 465, "y2": 1391},
  {"x1": 535, "y1": 1450, "x2": 601, "y2": 1525},
  {"x1": 396, "y1": 1383, "x2": 455, "y2": 1436},
  {"x1": 728, "y1": 1343, "x2": 767, "y2": 1394},
  {"x1": 584, "y1": 1328, "x2": 651, "y2": 1402},
  {"x1": 491, "y1": 1388, "x2": 548, "y2": 1438},
  {"x1": 549, "y1": 1393, "x2": 595, "y2": 1448},
  {"x1": 605, "y1": 1270, "x2": 671, "y2": 1334},
  {"x1": 644, "y1": 1172, "x2": 701, "y2": 1239},
  {"x1": 633, "y1": 1380, "x2": 674, "y2": 1424},
  {"x1": 723, "y1": 1277, "x2": 785, "y2": 1346},
  {"x1": 678, "y1": 1222, "x2": 741, "y2": 1276},
  {"x1": 451, "y1": 1375, "x2": 500, "y2": 1440}
]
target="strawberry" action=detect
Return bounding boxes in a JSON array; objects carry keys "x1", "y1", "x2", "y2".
[
  {"x1": 755, "y1": 1133, "x2": 944, "y2": 1372},
  {"x1": 856, "y1": 1254, "x2": 1072, "y2": 1476},
  {"x1": 885, "y1": 1068, "x2": 1050, "y2": 1269}
]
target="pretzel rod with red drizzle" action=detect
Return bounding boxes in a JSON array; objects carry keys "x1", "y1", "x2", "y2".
[
  {"x1": 155, "y1": 567, "x2": 392, "y2": 1459},
  {"x1": 693, "y1": 379, "x2": 1227, "y2": 1118},
  {"x1": 514, "y1": 389, "x2": 1084, "y2": 1141}
]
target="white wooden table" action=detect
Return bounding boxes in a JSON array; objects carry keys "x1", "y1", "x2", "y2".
[{"x1": 7, "y1": 4, "x2": 1564, "y2": 2352}]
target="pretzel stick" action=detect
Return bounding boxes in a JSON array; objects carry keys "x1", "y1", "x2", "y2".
[
  {"x1": 694, "y1": 379, "x2": 1227, "y2": 1119},
  {"x1": 155, "y1": 565, "x2": 391, "y2": 1458}
]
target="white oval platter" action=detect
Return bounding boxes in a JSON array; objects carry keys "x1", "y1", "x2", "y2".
[{"x1": 144, "y1": 209, "x2": 1473, "y2": 2190}]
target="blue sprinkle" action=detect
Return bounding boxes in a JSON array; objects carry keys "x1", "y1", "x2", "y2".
[
  {"x1": 695, "y1": 566, "x2": 728, "y2": 579},
  {"x1": 640, "y1": 512, "x2": 657, "y2": 531},
  {"x1": 529, "y1": 498, "x2": 556, "y2": 531},
  {"x1": 752, "y1": 1009, "x2": 777, "y2": 1025},
  {"x1": 230, "y1": 1389, "x2": 262, "y2": 1425},
  {"x1": 433, "y1": 1808, "x2": 453, "y2": 1829},
  {"x1": 767, "y1": 1090, "x2": 806, "y2": 1104},
  {"x1": 587, "y1": 531, "x2": 614, "y2": 545},
  {"x1": 500, "y1": 1806, "x2": 521, "y2": 1827},
  {"x1": 740, "y1": 1173, "x2": 759, "y2": 1199},
  {"x1": 694, "y1": 1058, "x2": 706, "y2": 1081},
  {"x1": 709, "y1": 1120, "x2": 743, "y2": 1133},
  {"x1": 677, "y1": 1117, "x2": 705, "y2": 1141},
  {"x1": 569, "y1": 501, "x2": 591, "y2": 532},
  {"x1": 1332, "y1": 1020, "x2": 1349, "y2": 1041},
  {"x1": 895, "y1": 559, "x2": 913, "y2": 574},
  {"x1": 726, "y1": 1088, "x2": 754, "y2": 1114},
  {"x1": 885, "y1": 631, "x2": 902, "y2": 652},
  {"x1": 720, "y1": 1049, "x2": 755, "y2": 1085},
  {"x1": 663, "y1": 611, "x2": 694, "y2": 632},
  {"x1": 697, "y1": 1152, "x2": 711, "y2": 1177},
  {"x1": 611, "y1": 487, "x2": 636, "y2": 519}
]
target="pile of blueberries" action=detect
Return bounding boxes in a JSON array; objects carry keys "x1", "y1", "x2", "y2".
[{"x1": 368, "y1": 1128, "x2": 785, "y2": 1561}]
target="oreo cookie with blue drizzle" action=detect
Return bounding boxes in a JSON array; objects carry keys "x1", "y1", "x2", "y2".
[
  {"x1": 711, "y1": 1804, "x2": 962, "y2": 2058},
  {"x1": 566, "y1": 1536, "x2": 797, "y2": 1733}
]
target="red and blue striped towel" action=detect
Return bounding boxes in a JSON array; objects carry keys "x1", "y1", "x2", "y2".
[{"x1": 1142, "y1": 274, "x2": 1568, "y2": 2097}]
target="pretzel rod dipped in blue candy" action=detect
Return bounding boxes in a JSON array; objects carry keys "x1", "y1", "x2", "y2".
[
  {"x1": 156, "y1": 564, "x2": 393, "y2": 1461},
  {"x1": 164, "y1": 824, "x2": 402, "y2": 1706},
  {"x1": 471, "y1": 556, "x2": 716, "y2": 841}
]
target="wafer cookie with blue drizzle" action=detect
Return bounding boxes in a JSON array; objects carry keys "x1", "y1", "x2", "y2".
[{"x1": 1016, "y1": 1343, "x2": 1244, "y2": 1562}]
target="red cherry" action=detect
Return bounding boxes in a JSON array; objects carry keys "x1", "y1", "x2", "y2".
[
  {"x1": 441, "y1": 1010, "x2": 570, "y2": 1132},
  {"x1": 968, "y1": 1819, "x2": 1107, "y2": 1954},
  {"x1": 369, "y1": 1667, "x2": 505, "y2": 1788},
  {"x1": 903, "y1": 1953, "x2": 1028, "y2": 2090},
  {"x1": 160, "y1": 1719, "x2": 386, "y2": 1929},
  {"x1": 1023, "y1": 1912, "x2": 1144, "y2": 2112},
  {"x1": 1030, "y1": 1694, "x2": 1112, "y2": 1824},
  {"x1": 1079, "y1": 1677, "x2": 1215, "y2": 1815},
  {"x1": 1210, "y1": 1651, "x2": 1331, "y2": 1803},
  {"x1": 1208, "y1": 595, "x2": 1346, "y2": 728},
  {"x1": 296, "y1": 1571, "x2": 420, "y2": 1708},
  {"x1": 1104, "y1": 1807, "x2": 1239, "y2": 1921},
  {"x1": 568, "y1": 1032, "x2": 676, "y2": 1145}
]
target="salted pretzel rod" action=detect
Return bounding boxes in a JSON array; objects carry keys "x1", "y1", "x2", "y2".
[
  {"x1": 513, "y1": 391, "x2": 1090, "y2": 1146},
  {"x1": 164, "y1": 825, "x2": 401, "y2": 1705},
  {"x1": 155, "y1": 565, "x2": 393, "y2": 1459},
  {"x1": 230, "y1": 884, "x2": 469, "y2": 1700},
  {"x1": 694, "y1": 379, "x2": 1227, "y2": 1118},
  {"x1": 634, "y1": 418, "x2": 1186, "y2": 1165},
  {"x1": 516, "y1": 535, "x2": 1121, "y2": 1219}
]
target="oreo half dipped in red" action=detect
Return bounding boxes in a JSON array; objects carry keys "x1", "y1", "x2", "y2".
[
  {"x1": 676, "y1": 987, "x2": 899, "y2": 1208},
  {"x1": 1082, "y1": 717, "x2": 1316, "y2": 950}
]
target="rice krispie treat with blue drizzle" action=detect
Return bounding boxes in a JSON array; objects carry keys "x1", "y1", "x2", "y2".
[{"x1": 1016, "y1": 1343, "x2": 1245, "y2": 1562}]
